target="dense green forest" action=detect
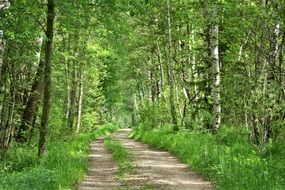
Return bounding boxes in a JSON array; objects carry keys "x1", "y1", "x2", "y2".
[{"x1": 1, "y1": 0, "x2": 285, "y2": 189}]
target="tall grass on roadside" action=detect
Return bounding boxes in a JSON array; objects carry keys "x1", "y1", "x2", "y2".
[
  {"x1": 130, "y1": 124, "x2": 285, "y2": 190},
  {"x1": 104, "y1": 137, "x2": 133, "y2": 180},
  {"x1": 0, "y1": 123, "x2": 119, "y2": 190}
]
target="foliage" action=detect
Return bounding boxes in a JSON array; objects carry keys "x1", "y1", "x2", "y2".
[
  {"x1": 130, "y1": 124, "x2": 285, "y2": 189},
  {"x1": 137, "y1": 100, "x2": 171, "y2": 128},
  {"x1": 0, "y1": 124, "x2": 119, "y2": 190},
  {"x1": 1, "y1": 0, "x2": 285, "y2": 189}
]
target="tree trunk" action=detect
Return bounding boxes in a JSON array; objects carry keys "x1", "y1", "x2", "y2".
[
  {"x1": 16, "y1": 39, "x2": 45, "y2": 143},
  {"x1": 131, "y1": 95, "x2": 138, "y2": 126},
  {"x1": 2, "y1": 65, "x2": 16, "y2": 150},
  {"x1": 156, "y1": 40, "x2": 165, "y2": 100},
  {"x1": 166, "y1": 0, "x2": 178, "y2": 130},
  {"x1": 251, "y1": 0, "x2": 268, "y2": 144},
  {"x1": 67, "y1": 60, "x2": 77, "y2": 130},
  {"x1": 263, "y1": 22, "x2": 280, "y2": 143},
  {"x1": 62, "y1": 34, "x2": 71, "y2": 127},
  {"x1": 75, "y1": 61, "x2": 84, "y2": 133},
  {"x1": 210, "y1": 4, "x2": 221, "y2": 131},
  {"x1": 0, "y1": 31, "x2": 7, "y2": 130},
  {"x1": 278, "y1": 24, "x2": 285, "y2": 102},
  {"x1": 38, "y1": 0, "x2": 55, "y2": 157}
]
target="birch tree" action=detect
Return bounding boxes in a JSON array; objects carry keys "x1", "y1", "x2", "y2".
[{"x1": 210, "y1": 3, "x2": 221, "y2": 131}]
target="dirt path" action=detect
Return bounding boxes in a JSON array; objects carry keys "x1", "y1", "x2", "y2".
[
  {"x1": 77, "y1": 138, "x2": 122, "y2": 190},
  {"x1": 113, "y1": 129, "x2": 213, "y2": 190},
  {"x1": 78, "y1": 129, "x2": 213, "y2": 190}
]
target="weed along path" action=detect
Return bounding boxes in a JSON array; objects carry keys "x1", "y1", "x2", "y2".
[
  {"x1": 78, "y1": 129, "x2": 213, "y2": 190},
  {"x1": 113, "y1": 128, "x2": 213, "y2": 190},
  {"x1": 77, "y1": 138, "x2": 122, "y2": 190}
]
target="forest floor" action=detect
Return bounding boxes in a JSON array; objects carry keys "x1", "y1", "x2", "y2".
[{"x1": 77, "y1": 128, "x2": 212, "y2": 190}]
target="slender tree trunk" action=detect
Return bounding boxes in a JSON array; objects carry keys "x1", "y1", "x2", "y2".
[
  {"x1": 278, "y1": 25, "x2": 285, "y2": 102},
  {"x1": 64, "y1": 60, "x2": 71, "y2": 124},
  {"x1": 156, "y1": 40, "x2": 165, "y2": 100},
  {"x1": 188, "y1": 26, "x2": 198, "y2": 102},
  {"x1": 38, "y1": 0, "x2": 55, "y2": 157},
  {"x1": 179, "y1": 25, "x2": 191, "y2": 104},
  {"x1": 0, "y1": 30, "x2": 8, "y2": 130},
  {"x1": 0, "y1": 33, "x2": 4, "y2": 79},
  {"x1": 67, "y1": 60, "x2": 77, "y2": 129},
  {"x1": 75, "y1": 61, "x2": 84, "y2": 133},
  {"x1": 166, "y1": 0, "x2": 178, "y2": 130},
  {"x1": 3, "y1": 65, "x2": 16, "y2": 150},
  {"x1": 0, "y1": 0, "x2": 10, "y2": 72},
  {"x1": 131, "y1": 94, "x2": 138, "y2": 126},
  {"x1": 251, "y1": 0, "x2": 267, "y2": 144},
  {"x1": 263, "y1": 22, "x2": 280, "y2": 143},
  {"x1": 16, "y1": 39, "x2": 45, "y2": 143},
  {"x1": 62, "y1": 35, "x2": 71, "y2": 127},
  {"x1": 149, "y1": 56, "x2": 157, "y2": 103},
  {"x1": 210, "y1": 4, "x2": 221, "y2": 131}
]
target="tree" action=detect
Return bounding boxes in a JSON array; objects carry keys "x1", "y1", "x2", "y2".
[
  {"x1": 210, "y1": 3, "x2": 221, "y2": 131},
  {"x1": 166, "y1": 0, "x2": 178, "y2": 130},
  {"x1": 38, "y1": 0, "x2": 55, "y2": 157}
]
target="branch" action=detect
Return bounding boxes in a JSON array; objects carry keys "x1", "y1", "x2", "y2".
[{"x1": 32, "y1": 15, "x2": 47, "y2": 35}]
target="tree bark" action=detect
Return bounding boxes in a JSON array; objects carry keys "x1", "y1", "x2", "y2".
[
  {"x1": 38, "y1": 0, "x2": 55, "y2": 157},
  {"x1": 263, "y1": 21, "x2": 280, "y2": 143},
  {"x1": 166, "y1": 0, "x2": 178, "y2": 130},
  {"x1": 156, "y1": 40, "x2": 165, "y2": 100},
  {"x1": 2, "y1": 64, "x2": 16, "y2": 150},
  {"x1": 210, "y1": 4, "x2": 221, "y2": 131},
  {"x1": 16, "y1": 39, "x2": 45, "y2": 143},
  {"x1": 62, "y1": 34, "x2": 71, "y2": 127},
  {"x1": 67, "y1": 60, "x2": 77, "y2": 129},
  {"x1": 75, "y1": 61, "x2": 84, "y2": 133}
]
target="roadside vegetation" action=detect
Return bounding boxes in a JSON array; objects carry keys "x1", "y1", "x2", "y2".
[
  {"x1": 131, "y1": 124, "x2": 285, "y2": 190},
  {"x1": 0, "y1": 124, "x2": 119, "y2": 190}
]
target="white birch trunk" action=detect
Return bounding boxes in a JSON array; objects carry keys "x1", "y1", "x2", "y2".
[
  {"x1": 156, "y1": 40, "x2": 165, "y2": 100},
  {"x1": 189, "y1": 29, "x2": 198, "y2": 102},
  {"x1": 210, "y1": 5, "x2": 221, "y2": 131},
  {"x1": 76, "y1": 62, "x2": 84, "y2": 133}
]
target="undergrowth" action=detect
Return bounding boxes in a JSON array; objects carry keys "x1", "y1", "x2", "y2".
[
  {"x1": 130, "y1": 124, "x2": 285, "y2": 190},
  {"x1": 0, "y1": 123, "x2": 119, "y2": 190},
  {"x1": 104, "y1": 137, "x2": 132, "y2": 181}
]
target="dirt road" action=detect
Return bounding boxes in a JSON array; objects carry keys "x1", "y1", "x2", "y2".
[{"x1": 78, "y1": 129, "x2": 212, "y2": 190}]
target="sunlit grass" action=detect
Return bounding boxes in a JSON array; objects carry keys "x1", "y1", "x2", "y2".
[
  {"x1": 104, "y1": 137, "x2": 133, "y2": 181},
  {"x1": 130, "y1": 124, "x2": 285, "y2": 190},
  {"x1": 0, "y1": 123, "x2": 119, "y2": 190}
]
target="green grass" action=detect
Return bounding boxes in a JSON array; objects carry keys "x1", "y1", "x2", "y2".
[
  {"x1": 104, "y1": 137, "x2": 133, "y2": 181},
  {"x1": 0, "y1": 123, "x2": 119, "y2": 190},
  {"x1": 130, "y1": 124, "x2": 285, "y2": 190}
]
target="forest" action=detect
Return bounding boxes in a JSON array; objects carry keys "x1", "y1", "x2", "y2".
[{"x1": 1, "y1": 0, "x2": 285, "y2": 189}]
